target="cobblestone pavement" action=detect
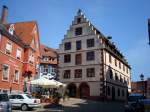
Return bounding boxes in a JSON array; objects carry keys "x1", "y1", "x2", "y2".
[{"x1": 12, "y1": 98, "x2": 125, "y2": 112}]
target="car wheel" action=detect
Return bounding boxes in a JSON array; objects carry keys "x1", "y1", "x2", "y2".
[{"x1": 21, "y1": 104, "x2": 28, "y2": 111}]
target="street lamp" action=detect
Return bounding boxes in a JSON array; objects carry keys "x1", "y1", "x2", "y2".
[{"x1": 140, "y1": 74, "x2": 144, "y2": 96}]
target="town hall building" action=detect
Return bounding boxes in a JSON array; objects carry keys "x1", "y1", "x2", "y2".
[{"x1": 58, "y1": 10, "x2": 131, "y2": 101}]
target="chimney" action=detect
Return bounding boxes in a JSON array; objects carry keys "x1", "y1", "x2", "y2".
[{"x1": 1, "y1": 5, "x2": 8, "y2": 24}]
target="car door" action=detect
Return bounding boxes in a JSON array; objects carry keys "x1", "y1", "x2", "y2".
[
  {"x1": 9, "y1": 95, "x2": 18, "y2": 107},
  {"x1": 15, "y1": 95, "x2": 24, "y2": 107},
  {"x1": 9, "y1": 95, "x2": 24, "y2": 107}
]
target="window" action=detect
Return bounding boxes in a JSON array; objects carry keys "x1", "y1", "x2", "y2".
[
  {"x1": 118, "y1": 88, "x2": 120, "y2": 96},
  {"x1": 124, "y1": 77, "x2": 127, "y2": 84},
  {"x1": 75, "y1": 27, "x2": 82, "y2": 36},
  {"x1": 109, "y1": 54, "x2": 112, "y2": 63},
  {"x1": 107, "y1": 86, "x2": 110, "y2": 96},
  {"x1": 115, "y1": 73, "x2": 118, "y2": 81},
  {"x1": 64, "y1": 70, "x2": 70, "y2": 79},
  {"x1": 77, "y1": 18, "x2": 81, "y2": 24},
  {"x1": 109, "y1": 69, "x2": 113, "y2": 79},
  {"x1": 120, "y1": 75, "x2": 123, "y2": 82},
  {"x1": 87, "y1": 68, "x2": 95, "y2": 77},
  {"x1": 126, "y1": 67, "x2": 128, "y2": 74},
  {"x1": 86, "y1": 51, "x2": 95, "y2": 61},
  {"x1": 122, "y1": 90, "x2": 125, "y2": 96},
  {"x1": 74, "y1": 69, "x2": 82, "y2": 78},
  {"x1": 29, "y1": 51, "x2": 34, "y2": 64},
  {"x1": 9, "y1": 95, "x2": 16, "y2": 99},
  {"x1": 16, "y1": 48, "x2": 21, "y2": 59},
  {"x1": 75, "y1": 54, "x2": 82, "y2": 65},
  {"x1": 6, "y1": 42, "x2": 12, "y2": 54},
  {"x1": 76, "y1": 40, "x2": 81, "y2": 50},
  {"x1": 123, "y1": 65, "x2": 125, "y2": 71},
  {"x1": 64, "y1": 42, "x2": 71, "y2": 50},
  {"x1": 87, "y1": 39, "x2": 94, "y2": 47},
  {"x1": 16, "y1": 95, "x2": 24, "y2": 99},
  {"x1": 64, "y1": 54, "x2": 71, "y2": 63},
  {"x1": 14, "y1": 69, "x2": 19, "y2": 83},
  {"x1": 2, "y1": 65, "x2": 9, "y2": 80},
  {"x1": 115, "y1": 59, "x2": 117, "y2": 66},
  {"x1": 119, "y1": 62, "x2": 121, "y2": 69}
]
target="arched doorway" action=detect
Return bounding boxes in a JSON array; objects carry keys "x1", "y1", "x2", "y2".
[
  {"x1": 67, "y1": 83, "x2": 77, "y2": 97},
  {"x1": 79, "y1": 82, "x2": 90, "y2": 99}
]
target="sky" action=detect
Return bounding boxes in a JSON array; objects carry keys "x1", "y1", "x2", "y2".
[{"x1": 0, "y1": 0, "x2": 150, "y2": 81}]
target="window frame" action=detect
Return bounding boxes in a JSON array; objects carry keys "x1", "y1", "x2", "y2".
[
  {"x1": 16, "y1": 48, "x2": 22, "y2": 60},
  {"x1": 87, "y1": 68, "x2": 95, "y2": 77},
  {"x1": 64, "y1": 42, "x2": 71, "y2": 50},
  {"x1": 13, "y1": 69, "x2": 19, "y2": 83},
  {"x1": 86, "y1": 51, "x2": 95, "y2": 61},
  {"x1": 75, "y1": 27, "x2": 82, "y2": 36},
  {"x1": 75, "y1": 53, "x2": 82, "y2": 65},
  {"x1": 2, "y1": 64, "x2": 9, "y2": 81},
  {"x1": 74, "y1": 69, "x2": 82, "y2": 78},
  {"x1": 64, "y1": 70, "x2": 71, "y2": 79},
  {"x1": 5, "y1": 41, "x2": 12, "y2": 55},
  {"x1": 87, "y1": 38, "x2": 95, "y2": 48},
  {"x1": 76, "y1": 40, "x2": 81, "y2": 50},
  {"x1": 64, "y1": 54, "x2": 71, "y2": 63},
  {"x1": 109, "y1": 54, "x2": 112, "y2": 63},
  {"x1": 77, "y1": 18, "x2": 81, "y2": 24}
]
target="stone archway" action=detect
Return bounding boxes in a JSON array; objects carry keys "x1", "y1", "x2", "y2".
[
  {"x1": 67, "y1": 83, "x2": 77, "y2": 97},
  {"x1": 79, "y1": 82, "x2": 90, "y2": 99}
]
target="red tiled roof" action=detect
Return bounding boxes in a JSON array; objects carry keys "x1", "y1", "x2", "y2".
[
  {"x1": 40, "y1": 44, "x2": 58, "y2": 64},
  {"x1": 5, "y1": 21, "x2": 37, "y2": 45},
  {"x1": 40, "y1": 44, "x2": 57, "y2": 58}
]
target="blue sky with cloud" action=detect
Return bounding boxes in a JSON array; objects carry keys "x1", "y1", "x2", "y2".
[{"x1": 0, "y1": 0, "x2": 150, "y2": 81}]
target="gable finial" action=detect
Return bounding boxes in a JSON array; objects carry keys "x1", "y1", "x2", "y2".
[{"x1": 77, "y1": 9, "x2": 82, "y2": 15}]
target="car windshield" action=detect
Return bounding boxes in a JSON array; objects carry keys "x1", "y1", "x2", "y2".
[
  {"x1": 25, "y1": 94, "x2": 33, "y2": 99},
  {"x1": 0, "y1": 94, "x2": 9, "y2": 101}
]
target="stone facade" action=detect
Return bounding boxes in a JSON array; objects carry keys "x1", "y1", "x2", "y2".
[{"x1": 58, "y1": 10, "x2": 131, "y2": 101}]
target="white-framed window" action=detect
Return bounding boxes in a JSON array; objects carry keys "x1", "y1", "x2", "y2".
[
  {"x1": 13, "y1": 69, "x2": 19, "y2": 83},
  {"x1": 16, "y1": 48, "x2": 22, "y2": 59},
  {"x1": 2, "y1": 64, "x2": 9, "y2": 81},
  {"x1": 29, "y1": 51, "x2": 34, "y2": 63},
  {"x1": 5, "y1": 42, "x2": 12, "y2": 54}
]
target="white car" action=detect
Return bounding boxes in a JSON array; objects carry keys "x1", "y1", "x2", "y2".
[{"x1": 9, "y1": 94, "x2": 41, "y2": 111}]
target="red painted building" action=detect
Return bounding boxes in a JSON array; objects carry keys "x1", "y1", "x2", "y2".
[{"x1": 0, "y1": 6, "x2": 40, "y2": 93}]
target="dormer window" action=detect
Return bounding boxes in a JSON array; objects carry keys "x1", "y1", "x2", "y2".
[
  {"x1": 77, "y1": 18, "x2": 81, "y2": 24},
  {"x1": 9, "y1": 24, "x2": 15, "y2": 35},
  {"x1": 75, "y1": 27, "x2": 82, "y2": 36}
]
